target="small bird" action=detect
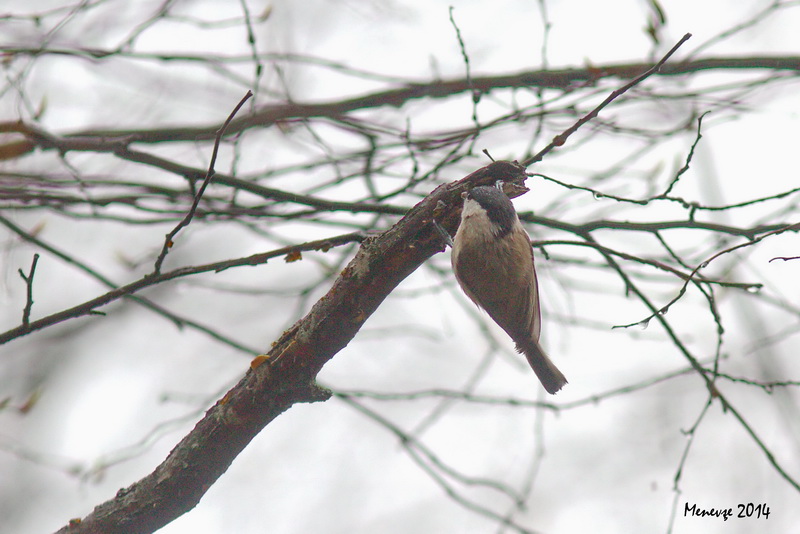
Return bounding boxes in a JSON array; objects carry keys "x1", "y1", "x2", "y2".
[{"x1": 451, "y1": 185, "x2": 567, "y2": 394}]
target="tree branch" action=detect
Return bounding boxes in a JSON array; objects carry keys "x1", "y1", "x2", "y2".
[
  {"x1": 523, "y1": 32, "x2": 692, "y2": 166},
  {"x1": 7, "y1": 55, "x2": 798, "y2": 146},
  {"x1": 152, "y1": 90, "x2": 252, "y2": 273},
  {"x1": 52, "y1": 160, "x2": 528, "y2": 534},
  {"x1": 17, "y1": 253, "x2": 40, "y2": 325},
  {"x1": 0, "y1": 231, "x2": 368, "y2": 346},
  {"x1": 0, "y1": 214, "x2": 262, "y2": 354}
]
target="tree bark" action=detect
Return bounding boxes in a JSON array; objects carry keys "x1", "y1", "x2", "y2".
[{"x1": 54, "y1": 160, "x2": 528, "y2": 534}]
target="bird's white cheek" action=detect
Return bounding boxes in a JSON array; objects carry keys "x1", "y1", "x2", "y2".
[
  {"x1": 455, "y1": 201, "x2": 497, "y2": 245},
  {"x1": 459, "y1": 198, "x2": 484, "y2": 221}
]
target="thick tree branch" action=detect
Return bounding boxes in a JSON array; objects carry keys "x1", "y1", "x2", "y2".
[{"x1": 53, "y1": 160, "x2": 528, "y2": 534}]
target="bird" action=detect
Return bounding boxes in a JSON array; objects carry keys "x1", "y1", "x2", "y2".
[{"x1": 450, "y1": 185, "x2": 567, "y2": 394}]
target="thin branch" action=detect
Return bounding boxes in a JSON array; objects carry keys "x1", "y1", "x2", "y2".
[
  {"x1": 333, "y1": 364, "x2": 701, "y2": 413},
  {"x1": 522, "y1": 32, "x2": 692, "y2": 166},
  {"x1": 535, "y1": 238, "x2": 761, "y2": 291},
  {"x1": 0, "y1": 214, "x2": 261, "y2": 354},
  {"x1": 537, "y1": 171, "x2": 800, "y2": 214},
  {"x1": 657, "y1": 110, "x2": 708, "y2": 198},
  {"x1": 578, "y1": 230, "x2": 800, "y2": 495},
  {"x1": 152, "y1": 90, "x2": 253, "y2": 273},
  {"x1": 526, "y1": 214, "x2": 789, "y2": 241},
  {"x1": 336, "y1": 393, "x2": 526, "y2": 505},
  {"x1": 0, "y1": 231, "x2": 368, "y2": 346},
  {"x1": 614, "y1": 222, "x2": 800, "y2": 329},
  {"x1": 666, "y1": 398, "x2": 714, "y2": 534},
  {"x1": 8, "y1": 54, "x2": 797, "y2": 145},
  {"x1": 337, "y1": 394, "x2": 534, "y2": 533},
  {"x1": 17, "y1": 253, "x2": 40, "y2": 325},
  {"x1": 448, "y1": 7, "x2": 480, "y2": 133}
]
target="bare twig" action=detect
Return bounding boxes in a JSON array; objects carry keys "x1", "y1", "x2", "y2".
[
  {"x1": 614, "y1": 222, "x2": 800, "y2": 329},
  {"x1": 0, "y1": 230, "x2": 367, "y2": 346},
  {"x1": 448, "y1": 7, "x2": 480, "y2": 133},
  {"x1": 337, "y1": 394, "x2": 533, "y2": 533},
  {"x1": 522, "y1": 32, "x2": 692, "y2": 167},
  {"x1": 0, "y1": 215, "x2": 261, "y2": 354},
  {"x1": 152, "y1": 90, "x2": 253, "y2": 273},
  {"x1": 577, "y1": 230, "x2": 800, "y2": 496},
  {"x1": 657, "y1": 111, "x2": 709, "y2": 198},
  {"x1": 18, "y1": 253, "x2": 40, "y2": 325},
  {"x1": 666, "y1": 398, "x2": 714, "y2": 534}
]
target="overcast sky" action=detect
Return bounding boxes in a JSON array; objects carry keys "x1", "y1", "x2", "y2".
[{"x1": 1, "y1": 1, "x2": 800, "y2": 533}]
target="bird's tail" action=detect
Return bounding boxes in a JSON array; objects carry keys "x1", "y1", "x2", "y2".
[{"x1": 515, "y1": 338, "x2": 567, "y2": 394}]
